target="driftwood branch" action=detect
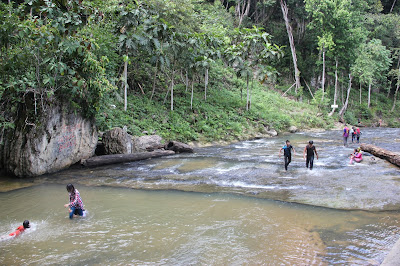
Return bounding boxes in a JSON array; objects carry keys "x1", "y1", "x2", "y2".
[
  {"x1": 82, "y1": 150, "x2": 175, "y2": 168},
  {"x1": 360, "y1": 144, "x2": 400, "y2": 167}
]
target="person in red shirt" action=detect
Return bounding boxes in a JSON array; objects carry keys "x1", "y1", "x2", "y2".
[{"x1": 8, "y1": 220, "x2": 30, "y2": 237}]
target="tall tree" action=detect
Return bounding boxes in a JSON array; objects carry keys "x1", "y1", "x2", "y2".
[
  {"x1": 280, "y1": 0, "x2": 301, "y2": 94},
  {"x1": 352, "y1": 39, "x2": 392, "y2": 108}
]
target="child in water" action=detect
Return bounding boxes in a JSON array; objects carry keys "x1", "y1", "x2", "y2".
[
  {"x1": 349, "y1": 148, "x2": 363, "y2": 165},
  {"x1": 1, "y1": 220, "x2": 30, "y2": 239}
]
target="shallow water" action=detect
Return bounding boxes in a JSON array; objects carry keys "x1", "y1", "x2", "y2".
[
  {"x1": 1, "y1": 185, "x2": 399, "y2": 265},
  {"x1": 1, "y1": 128, "x2": 400, "y2": 264}
]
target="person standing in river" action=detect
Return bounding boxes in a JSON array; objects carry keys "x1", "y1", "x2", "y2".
[
  {"x1": 64, "y1": 184, "x2": 85, "y2": 219},
  {"x1": 343, "y1": 124, "x2": 350, "y2": 147},
  {"x1": 356, "y1": 127, "x2": 361, "y2": 143},
  {"x1": 279, "y1": 140, "x2": 296, "y2": 171},
  {"x1": 303, "y1": 140, "x2": 318, "y2": 170}
]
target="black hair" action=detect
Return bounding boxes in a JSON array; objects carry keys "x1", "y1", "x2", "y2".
[
  {"x1": 66, "y1": 184, "x2": 75, "y2": 193},
  {"x1": 286, "y1": 140, "x2": 290, "y2": 143},
  {"x1": 23, "y1": 220, "x2": 30, "y2": 228},
  {"x1": 309, "y1": 140, "x2": 313, "y2": 144}
]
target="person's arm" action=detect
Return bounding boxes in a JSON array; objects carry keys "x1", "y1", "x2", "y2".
[
  {"x1": 303, "y1": 146, "x2": 307, "y2": 159},
  {"x1": 314, "y1": 147, "x2": 318, "y2": 159},
  {"x1": 279, "y1": 148, "x2": 282, "y2": 157},
  {"x1": 292, "y1": 146, "x2": 296, "y2": 156}
]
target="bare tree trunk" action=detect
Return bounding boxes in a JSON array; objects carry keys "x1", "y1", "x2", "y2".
[
  {"x1": 328, "y1": 58, "x2": 339, "y2": 116},
  {"x1": 339, "y1": 73, "x2": 352, "y2": 121},
  {"x1": 390, "y1": 0, "x2": 397, "y2": 13},
  {"x1": 368, "y1": 82, "x2": 372, "y2": 108},
  {"x1": 185, "y1": 70, "x2": 189, "y2": 93},
  {"x1": 123, "y1": 55, "x2": 128, "y2": 112},
  {"x1": 191, "y1": 80, "x2": 194, "y2": 110},
  {"x1": 170, "y1": 68, "x2": 175, "y2": 111},
  {"x1": 236, "y1": 0, "x2": 251, "y2": 27},
  {"x1": 359, "y1": 83, "x2": 362, "y2": 105},
  {"x1": 321, "y1": 44, "x2": 326, "y2": 101},
  {"x1": 392, "y1": 80, "x2": 400, "y2": 112},
  {"x1": 280, "y1": 0, "x2": 301, "y2": 94},
  {"x1": 360, "y1": 144, "x2": 400, "y2": 167},
  {"x1": 150, "y1": 60, "x2": 158, "y2": 100},
  {"x1": 246, "y1": 74, "x2": 250, "y2": 111},
  {"x1": 204, "y1": 68, "x2": 208, "y2": 101}
]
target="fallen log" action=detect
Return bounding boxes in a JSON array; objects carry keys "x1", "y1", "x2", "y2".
[
  {"x1": 360, "y1": 144, "x2": 400, "y2": 167},
  {"x1": 81, "y1": 150, "x2": 175, "y2": 168}
]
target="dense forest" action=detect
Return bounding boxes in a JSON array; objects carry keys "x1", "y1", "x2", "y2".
[{"x1": 1, "y1": 0, "x2": 399, "y2": 143}]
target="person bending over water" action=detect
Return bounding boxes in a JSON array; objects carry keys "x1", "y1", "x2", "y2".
[
  {"x1": 279, "y1": 140, "x2": 295, "y2": 171},
  {"x1": 64, "y1": 184, "x2": 85, "y2": 219},
  {"x1": 349, "y1": 148, "x2": 363, "y2": 165},
  {"x1": 303, "y1": 140, "x2": 318, "y2": 170}
]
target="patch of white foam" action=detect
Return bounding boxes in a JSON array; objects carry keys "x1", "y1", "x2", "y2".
[{"x1": 213, "y1": 180, "x2": 307, "y2": 190}]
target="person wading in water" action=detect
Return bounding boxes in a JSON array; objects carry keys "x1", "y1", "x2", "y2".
[
  {"x1": 279, "y1": 140, "x2": 296, "y2": 171},
  {"x1": 303, "y1": 140, "x2": 318, "y2": 170},
  {"x1": 64, "y1": 184, "x2": 85, "y2": 219}
]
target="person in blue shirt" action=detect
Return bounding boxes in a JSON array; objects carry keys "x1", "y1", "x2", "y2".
[{"x1": 279, "y1": 140, "x2": 296, "y2": 171}]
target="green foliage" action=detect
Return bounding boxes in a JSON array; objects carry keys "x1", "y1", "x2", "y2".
[{"x1": 0, "y1": 0, "x2": 114, "y2": 130}]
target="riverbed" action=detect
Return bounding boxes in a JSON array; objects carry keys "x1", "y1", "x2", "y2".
[{"x1": 1, "y1": 128, "x2": 400, "y2": 264}]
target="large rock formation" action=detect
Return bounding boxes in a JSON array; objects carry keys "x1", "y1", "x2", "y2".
[
  {"x1": 132, "y1": 135, "x2": 163, "y2": 152},
  {"x1": 102, "y1": 128, "x2": 132, "y2": 154},
  {"x1": 0, "y1": 105, "x2": 97, "y2": 177}
]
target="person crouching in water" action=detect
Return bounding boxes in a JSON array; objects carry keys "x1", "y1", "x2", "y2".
[
  {"x1": 349, "y1": 148, "x2": 363, "y2": 165},
  {"x1": 3, "y1": 220, "x2": 30, "y2": 238},
  {"x1": 64, "y1": 184, "x2": 85, "y2": 219},
  {"x1": 303, "y1": 140, "x2": 318, "y2": 170},
  {"x1": 279, "y1": 140, "x2": 296, "y2": 171}
]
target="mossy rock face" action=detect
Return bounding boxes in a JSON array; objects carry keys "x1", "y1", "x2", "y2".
[{"x1": 0, "y1": 105, "x2": 98, "y2": 177}]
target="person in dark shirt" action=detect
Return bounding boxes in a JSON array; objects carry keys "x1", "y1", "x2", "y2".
[
  {"x1": 279, "y1": 140, "x2": 296, "y2": 171},
  {"x1": 303, "y1": 140, "x2": 318, "y2": 170}
]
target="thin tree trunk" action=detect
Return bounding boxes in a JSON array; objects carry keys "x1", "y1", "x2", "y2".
[
  {"x1": 390, "y1": 0, "x2": 397, "y2": 13},
  {"x1": 360, "y1": 83, "x2": 362, "y2": 105},
  {"x1": 246, "y1": 74, "x2": 250, "y2": 111},
  {"x1": 249, "y1": 78, "x2": 253, "y2": 110},
  {"x1": 170, "y1": 68, "x2": 175, "y2": 111},
  {"x1": 328, "y1": 58, "x2": 339, "y2": 116},
  {"x1": 123, "y1": 55, "x2": 128, "y2": 112},
  {"x1": 280, "y1": 0, "x2": 301, "y2": 94},
  {"x1": 341, "y1": 73, "x2": 344, "y2": 105},
  {"x1": 368, "y1": 82, "x2": 372, "y2": 108},
  {"x1": 339, "y1": 73, "x2": 352, "y2": 121},
  {"x1": 191, "y1": 80, "x2": 194, "y2": 110},
  {"x1": 204, "y1": 68, "x2": 208, "y2": 101},
  {"x1": 150, "y1": 60, "x2": 158, "y2": 100},
  {"x1": 391, "y1": 80, "x2": 400, "y2": 112},
  {"x1": 321, "y1": 44, "x2": 326, "y2": 101},
  {"x1": 185, "y1": 70, "x2": 189, "y2": 93},
  {"x1": 236, "y1": 0, "x2": 251, "y2": 27}
]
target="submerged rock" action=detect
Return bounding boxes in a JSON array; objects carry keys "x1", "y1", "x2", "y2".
[{"x1": 0, "y1": 105, "x2": 97, "y2": 177}]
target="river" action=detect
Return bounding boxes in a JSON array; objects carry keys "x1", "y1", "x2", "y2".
[{"x1": 1, "y1": 128, "x2": 400, "y2": 265}]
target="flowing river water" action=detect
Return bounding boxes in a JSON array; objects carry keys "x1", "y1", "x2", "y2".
[{"x1": 1, "y1": 128, "x2": 400, "y2": 265}]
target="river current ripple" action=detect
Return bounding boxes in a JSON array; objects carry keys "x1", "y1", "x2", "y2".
[{"x1": 43, "y1": 127, "x2": 400, "y2": 211}]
